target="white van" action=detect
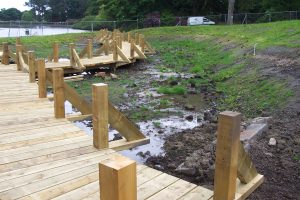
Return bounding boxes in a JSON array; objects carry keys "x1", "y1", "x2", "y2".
[{"x1": 187, "y1": 17, "x2": 215, "y2": 25}]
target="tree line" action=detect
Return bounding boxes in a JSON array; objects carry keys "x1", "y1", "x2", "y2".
[{"x1": 0, "y1": 0, "x2": 299, "y2": 22}]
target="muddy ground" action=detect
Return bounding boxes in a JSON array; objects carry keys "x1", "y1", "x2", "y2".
[{"x1": 146, "y1": 47, "x2": 300, "y2": 199}]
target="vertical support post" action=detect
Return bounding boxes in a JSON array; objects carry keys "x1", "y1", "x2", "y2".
[
  {"x1": 53, "y1": 42, "x2": 59, "y2": 63},
  {"x1": 99, "y1": 155, "x2": 137, "y2": 200},
  {"x1": 93, "y1": 83, "x2": 109, "y2": 149},
  {"x1": 123, "y1": 32, "x2": 127, "y2": 42},
  {"x1": 37, "y1": 59, "x2": 47, "y2": 98},
  {"x1": 53, "y1": 68, "x2": 65, "y2": 119},
  {"x1": 16, "y1": 37, "x2": 21, "y2": 45},
  {"x1": 140, "y1": 35, "x2": 145, "y2": 52},
  {"x1": 16, "y1": 45, "x2": 22, "y2": 71},
  {"x1": 113, "y1": 41, "x2": 118, "y2": 61},
  {"x1": 130, "y1": 39, "x2": 135, "y2": 58},
  {"x1": 69, "y1": 43, "x2": 75, "y2": 67},
  {"x1": 2, "y1": 42, "x2": 9, "y2": 65},
  {"x1": 87, "y1": 39, "x2": 93, "y2": 59},
  {"x1": 135, "y1": 33, "x2": 139, "y2": 45},
  {"x1": 213, "y1": 111, "x2": 241, "y2": 200},
  {"x1": 104, "y1": 39, "x2": 109, "y2": 55},
  {"x1": 28, "y1": 51, "x2": 36, "y2": 83},
  {"x1": 117, "y1": 36, "x2": 122, "y2": 49},
  {"x1": 128, "y1": 32, "x2": 131, "y2": 42}
]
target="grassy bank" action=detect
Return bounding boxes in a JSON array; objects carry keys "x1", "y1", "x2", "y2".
[
  {"x1": 138, "y1": 21, "x2": 299, "y2": 117},
  {"x1": 0, "y1": 32, "x2": 94, "y2": 58}
]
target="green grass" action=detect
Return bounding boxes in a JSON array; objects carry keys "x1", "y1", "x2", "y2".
[
  {"x1": 0, "y1": 32, "x2": 94, "y2": 57},
  {"x1": 139, "y1": 21, "x2": 298, "y2": 117},
  {"x1": 157, "y1": 86, "x2": 186, "y2": 95},
  {"x1": 140, "y1": 20, "x2": 300, "y2": 48}
]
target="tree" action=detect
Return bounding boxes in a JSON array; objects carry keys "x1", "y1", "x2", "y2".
[
  {"x1": 25, "y1": 0, "x2": 49, "y2": 21},
  {"x1": 227, "y1": 0, "x2": 236, "y2": 24},
  {"x1": 22, "y1": 11, "x2": 35, "y2": 21},
  {"x1": 0, "y1": 8, "x2": 22, "y2": 21}
]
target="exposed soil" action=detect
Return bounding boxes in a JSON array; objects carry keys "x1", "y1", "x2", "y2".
[{"x1": 146, "y1": 47, "x2": 300, "y2": 199}]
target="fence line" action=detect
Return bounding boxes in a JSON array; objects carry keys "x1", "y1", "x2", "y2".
[{"x1": 0, "y1": 10, "x2": 299, "y2": 37}]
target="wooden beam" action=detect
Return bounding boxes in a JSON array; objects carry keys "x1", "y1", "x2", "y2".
[
  {"x1": 18, "y1": 51, "x2": 27, "y2": 71},
  {"x1": 133, "y1": 44, "x2": 146, "y2": 59},
  {"x1": 117, "y1": 46, "x2": 131, "y2": 63},
  {"x1": 237, "y1": 141, "x2": 258, "y2": 184},
  {"x1": 93, "y1": 83, "x2": 109, "y2": 149},
  {"x1": 104, "y1": 39, "x2": 109, "y2": 55},
  {"x1": 140, "y1": 35, "x2": 145, "y2": 52},
  {"x1": 99, "y1": 155, "x2": 137, "y2": 200},
  {"x1": 128, "y1": 32, "x2": 131, "y2": 42},
  {"x1": 110, "y1": 138, "x2": 150, "y2": 151},
  {"x1": 53, "y1": 68, "x2": 65, "y2": 118},
  {"x1": 16, "y1": 45, "x2": 22, "y2": 71},
  {"x1": 113, "y1": 40, "x2": 118, "y2": 61},
  {"x1": 87, "y1": 39, "x2": 93, "y2": 59},
  {"x1": 214, "y1": 111, "x2": 241, "y2": 200},
  {"x1": 53, "y1": 42, "x2": 59, "y2": 62},
  {"x1": 2, "y1": 42, "x2": 9, "y2": 65},
  {"x1": 69, "y1": 43, "x2": 75, "y2": 67},
  {"x1": 37, "y1": 59, "x2": 47, "y2": 98},
  {"x1": 130, "y1": 39, "x2": 135, "y2": 58},
  {"x1": 72, "y1": 49, "x2": 86, "y2": 70},
  {"x1": 145, "y1": 41, "x2": 156, "y2": 54},
  {"x1": 28, "y1": 51, "x2": 36, "y2": 83}
]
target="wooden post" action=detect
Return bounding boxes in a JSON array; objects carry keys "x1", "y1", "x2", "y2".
[
  {"x1": 128, "y1": 32, "x2": 131, "y2": 42},
  {"x1": 135, "y1": 33, "x2": 139, "y2": 45},
  {"x1": 53, "y1": 42, "x2": 59, "y2": 63},
  {"x1": 113, "y1": 41, "x2": 118, "y2": 61},
  {"x1": 140, "y1": 35, "x2": 145, "y2": 52},
  {"x1": 16, "y1": 45, "x2": 22, "y2": 71},
  {"x1": 53, "y1": 68, "x2": 65, "y2": 118},
  {"x1": 2, "y1": 42, "x2": 9, "y2": 65},
  {"x1": 87, "y1": 39, "x2": 93, "y2": 59},
  {"x1": 104, "y1": 39, "x2": 109, "y2": 55},
  {"x1": 69, "y1": 43, "x2": 75, "y2": 67},
  {"x1": 37, "y1": 59, "x2": 47, "y2": 98},
  {"x1": 117, "y1": 36, "x2": 122, "y2": 49},
  {"x1": 28, "y1": 51, "x2": 36, "y2": 83},
  {"x1": 16, "y1": 37, "x2": 21, "y2": 45},
  {"x1": 99, "y1": 155, "x2": 137, "y2": 200},
  {"x1": 93, "y1": 83, "x2": 109, "y2": 149},
  {"x1": 213, "y1": 111, "x2": 241, "y2": 200},
  {"x1": 130, "y1": 39, "x2": 135, "y2": 58},
  {"x1": 123, "y1": 32, "x2": 127, "y2": 42}
]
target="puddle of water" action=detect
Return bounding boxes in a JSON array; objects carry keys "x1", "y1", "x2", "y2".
[{"x1": 72, "y1": 111, "x2": 202, "y2": 164}]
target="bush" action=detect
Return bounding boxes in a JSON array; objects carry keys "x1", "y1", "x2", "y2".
[{"x1": 157, "y1": 86, "x2": 186, "y2": 95}]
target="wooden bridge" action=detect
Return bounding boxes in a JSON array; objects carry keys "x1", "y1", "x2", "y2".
[{"x1": 0, "y1": 35, "x2": 263, "y2": 200}]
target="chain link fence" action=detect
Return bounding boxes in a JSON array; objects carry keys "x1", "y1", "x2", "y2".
[{"x1": 0, "y1": 10, "x2": 299, "y2": 37}]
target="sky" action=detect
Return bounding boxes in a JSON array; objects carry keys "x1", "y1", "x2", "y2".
[{"x1": 0, "y1": 0, "x2": 29, "y2": 11}]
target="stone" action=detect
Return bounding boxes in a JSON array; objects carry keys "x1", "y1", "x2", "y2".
[
  {"x1": 157, "y1": 130, "x2": 164, "y2": 134},
  {"x1": 175, "y1": 163, "x2": 197, "y2": 176},
  {"x1": 268, "y1": 138, "x2": 277, "y2": 146},
  {"x1": 185, "y1": 115, "x2": 194, "y2": 121},
  {"x1": 110, "y1": 73, "x2": 118, "y2": 80},
  {"x1": 94, "y1": 72, "x2": 106, "y2": 78},
  {"x1": 169, "y1": 80, "x2": 178, "y2": 86},
  {"x1": 123, "y1": 93, "x2": 129, "y2": 98},
  {"x1": 184, "y1": 104, "x2": 195, "y2": 111}
]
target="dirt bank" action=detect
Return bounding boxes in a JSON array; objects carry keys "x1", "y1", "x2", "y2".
[{"x1": 146, "y1": 47, "x2": 300, "y2": 199}]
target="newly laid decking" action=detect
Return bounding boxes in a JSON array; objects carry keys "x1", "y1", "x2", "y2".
[{"x1": 0, "y1": 64, "x2": 215, "y2": 199}]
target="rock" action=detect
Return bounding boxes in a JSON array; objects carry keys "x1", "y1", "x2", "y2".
[
  {"x1": 203, "y1": 111, "x2": 213, "y2": 121},
  {"x1": 167, "y1": 163, "x2": 177, "y2": 169},
  {"x1": 188, "y1": 90, "x2": 197, "y2": 94},
  {"x1": 154, "y1": 165, "x2": 164, "y2": 170},
  {"x1": 136, "y1": 151, "x2": 151, "y2": 158},
  {"x1": 184, "y1": 104, "x2": 195, "y2": 111},
  {"x1": 158, "y1": 130, "x2": 164, "y2": 134},
  {"x1": 94, "y1": 72, "x2": 106, "y2": 78},
  {"x1": 175, "y1": 163, "x2": 197, "y2": 176},
  {"x1": 268, "y1": 138, "x2": 277, "y2": 146},
  {"x1": 123, "y1": 93, "x2": 129, "y2": 98},
  {"x1": 110, "y1": 73, "x2": 118, "y2": 80},
  {"x1": 185, "y1": 115, "x2": 193, "y2": 121}
]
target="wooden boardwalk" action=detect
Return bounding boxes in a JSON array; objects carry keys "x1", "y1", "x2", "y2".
[{"x1": 0, "y1": 63, "x2": 263, "y2": 200}]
